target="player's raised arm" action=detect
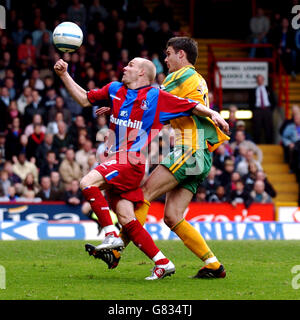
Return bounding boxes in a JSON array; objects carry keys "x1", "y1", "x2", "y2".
[
  {"x1": 193, "y1": 103, "x2": 230, "y2": 134},
  {"x1": 54, "y1": 59, "x2": 91, "y2": 108}
]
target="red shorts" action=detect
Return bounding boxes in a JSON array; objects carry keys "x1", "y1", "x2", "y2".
[{"x1": 94, "y1": 153, "x2": 145, "y2": 207}]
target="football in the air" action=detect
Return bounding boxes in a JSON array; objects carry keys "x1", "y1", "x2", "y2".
[{"x1": 52, "y1": 21, "x2": 83, "y2": 53}]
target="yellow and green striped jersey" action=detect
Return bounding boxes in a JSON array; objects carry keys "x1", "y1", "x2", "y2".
[{"x1": 161, "y1": 65, "x2": 229, "y2": 152}]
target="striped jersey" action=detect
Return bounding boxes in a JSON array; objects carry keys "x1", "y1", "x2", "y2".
[
  {"x1": 161, "y1": 65, "x2": 230, "y2": 152},
  {"x1": 87, "y1": 81, "x2": 198, "y2": 153}
]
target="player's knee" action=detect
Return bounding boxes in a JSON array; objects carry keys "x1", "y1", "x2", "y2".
[
  {"x1": 164, "y1": 215, "x2": 176, "y2": 228},
  {"x1": 79, "y1": 176, "x2": 89, "y2": 190},
  {"x1": 164, "y1": 209, "x2": 183, "y2": 229}
]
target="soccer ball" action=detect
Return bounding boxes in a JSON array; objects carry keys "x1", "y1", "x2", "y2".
[{"x1": 52, "y1": 22, "x2": 83, "y2": 53}]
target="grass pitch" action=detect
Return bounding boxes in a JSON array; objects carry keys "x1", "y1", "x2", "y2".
[{"x1": 0, "y1": 240, "x2": 299, "y2": 300}]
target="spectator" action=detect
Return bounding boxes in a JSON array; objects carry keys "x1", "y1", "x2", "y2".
[
  {"x1": 26, "y1": 123, "x2": 45, "y2": 160},
  {"x1": 249, "y1": 8, "x2": 270, "y2": 58},
  {"x1": 24, "y1": 90, "x2": 47, "y2": 126},
  {"x1": 243, "y1": 161, "x2": 260, "y2": 193},
  {"x1": 255, "y1": 170, "x2": 277, "y2": 198},
  {"x1": 213, "y1": 144, "x2": 231, "y2": 174},
  {"x1": 36, "y1": 31, "x2": 55, "y2": 69},
  {"x1": 208, "y1": 185, "x2": 228, "y2": 203},
  {"x1": 272, "y1": 17, "x2": 297, "y2": 76},
  {"x1": 4, "y1": 78, "x2": 16, "y2": 100},
  {"x1": 46, "y1": 111, "x2": 64, "y2": 135},
  {"x1": 17, "y1": 35, "x2": 36, "y2": 65},
  {"x1": 41, "y1": 88, "x2": 58, "y2": 112},
  {"x1": 35, "y1": 133, "x2": 56, "y2": 168},
  {"x1": 39, "y1": 151, "x2": 59, "y2": 180},
  {"x1": 67, "y1": 0, "x2": 87, "y2": 28},
  {"x1": 59, "y1": 148, "x2": 82, "y2": 187},
  {"x1": 250, "y1": 74, "x2": 276, "y2": 144},
  {"x1": 233, "y1": 120, "x2": 253, "y2": 141},
  {"x1": 52, "y1": 120, "x2": 73, "y2": 160},
  {"x1": 194, "y1": 186, "x2": 207, "y2": 203},
  {"x1": 48, "y1": 96, "x2": 72, "y2": 126},
  {"x1": 6, "y1": 100, "x2": 21, "y2": 126},
  {"x1": 0, "y1": 89, "x2": 8, "y2": 132},
  {"x1": 64, "y1": 179, "x2": 84, "y2": 205},
  {"x1": 67, "y1": 115, "x2": 90, "y2": 148},
  {"x1": 225, "y1": 171, "x2": 242, "y2": 195},
  {"x1": 201, "y1": 166, "x2": 221, "y2": 200},
  {"x1": 279, "y1": 105, "x2": 300, "y2": 143},
  {"x1": 88, "y1": 0, "x2": 108, "y2": 24},
  {"x1": 281, "y1": 113, "x2": 300, "y2": 172},
  {"x1": 228, "y1": 179, "x2": 253, "y2": 208},
  {"x1": 0, "y1": 133, "x2": 7, "y2": 167},
  {"x1": 17, "y1": 172, "x2": 40, "y2": 197},
  {"x1": 155, "y1": 22, "x2": 174, "y2": 56},
  {"x1": 75, "y1": 139, "x2": 95, "y2": 175},
  {"x1": 50, "y1": 171, "x2": 65, "y2": 196},
  {"x1": 152, "y1": 0, "x2": 176, "y2": 30},
  {"x1": 23, "y1": 69, "x2": 45, "y2": 92},
  {"x1": 36, "y1": 175, "x2": 62, "y2": 201},
  {"x1": 3, "y1": 161, "x2": 22, "y2": 185},
  {"x1": 24, "y1": 113, "x2": 47, "y2": 137},
  {"x1": 17, "y1": 86, "x2": 33, "y2": 115},
  {"x1": 0, "y1": 170, "x2": 11, "y2": 196},
  {"x1": 32, "y1": 20, "x2": 52, "y2": 47},
  {"x1": 230, "y1": 130, "x2": 263, "y2": 162},
  {"x1": 5, "y1": 117, "x2": 23, "y2": 160},
  {"x1": 11, "y1": 19, "x2": 29, "y2": 46},
  {"x1": 12, "y1": 152, "x2": 39, "y2": 183},
  {"x1": 236, "y1": 149, "x2": 263, "y2": 177},
  {"x1": 87, "y1": 153, "x2": 98, "y2": 172},
  {"x1": 7, "y1": 185, "x2": 19, "y2": 202},
  {"x1": 250, "y1": 180, "x2": 272, "y2": 203},
  {"x1": 0, "y1": 86, "x2": 11, "y2": 109}
]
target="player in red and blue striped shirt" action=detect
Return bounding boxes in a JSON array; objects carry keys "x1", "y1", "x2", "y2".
[{"x1": 54, "y1": 57, "x2": 225, "y2": 280}]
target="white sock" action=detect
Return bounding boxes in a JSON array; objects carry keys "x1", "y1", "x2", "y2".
[
  {"x1": 204, "y1": 256, "x2": 218, "y2": 265},
  {"x1": 152, "y1": 251, "x2": 167, "y2": 263},
  {"x1": 103, "y1": 225, "x2": 119, "y2": 236}
]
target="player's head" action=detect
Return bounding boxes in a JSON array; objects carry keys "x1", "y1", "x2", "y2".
[
  {"x1": 165, "y1": 37, "x2": 198, "y2": 72},
  {"x1": 122, "y1": 57, "x2": 156, "y2": 87}
]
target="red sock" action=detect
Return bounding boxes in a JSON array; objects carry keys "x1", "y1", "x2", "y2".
[
  {"x1": 82, "y1": 186, "x2": 113, "y2": 229},
  {"x1": 122, "y1": 219, "x2": 159, "y2": 260}
]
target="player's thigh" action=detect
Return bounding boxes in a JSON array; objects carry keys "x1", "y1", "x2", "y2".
[
  {"x1": 164, "y1": 187, "x2": 193, "y2": 228},
  {"x1": 142, "y1": 164, "x2": 178, "y2": 202},
  {"x1": 115, "y1": 198, "x2": 135, "y2": 226},
  {"x1": 79, "y1": 169, "x2": 108, "y2": 190}
]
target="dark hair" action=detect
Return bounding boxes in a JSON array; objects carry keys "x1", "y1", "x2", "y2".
[{"x1": 166, "y1": 37, "x2": 198, "y2": 65}]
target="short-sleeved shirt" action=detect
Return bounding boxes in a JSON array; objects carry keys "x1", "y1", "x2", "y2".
[{"x1": 87, "y1": 82, "x2": 199, "y2": 154}]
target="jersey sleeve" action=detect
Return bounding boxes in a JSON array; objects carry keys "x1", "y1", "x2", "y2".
[
  {"x1": 157, "y1": 90, "x2": 198, "y2": 124},
  {"x1": 87, "y1": 83, "x2": 111, "y2": 105}
]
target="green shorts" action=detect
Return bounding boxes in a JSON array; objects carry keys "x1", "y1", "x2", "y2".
[{"x1": 161, "y1": 145, "x2": 212, "y2": 194}]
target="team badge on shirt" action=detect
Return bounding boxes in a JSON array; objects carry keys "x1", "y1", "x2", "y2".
[{"x1": 140, "y1": 99, "x2": 149, "y2": 110}]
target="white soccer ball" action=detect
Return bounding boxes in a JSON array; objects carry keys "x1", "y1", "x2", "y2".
[{"x1": 52, "y1": 22, "x2": 83, "y2": 53}]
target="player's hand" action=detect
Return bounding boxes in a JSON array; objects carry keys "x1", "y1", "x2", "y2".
[
  {"x1": 54, "y1": 59, "x2": 68, "y2": 77},
  {"x1": 210, "y1": 111, "x2": 230, "y2": 134},
  {"x1": 95, "y1": 107, "x2": 111, "y2": 116}
]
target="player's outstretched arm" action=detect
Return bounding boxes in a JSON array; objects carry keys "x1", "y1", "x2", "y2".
[
  {"x1": 54, "y1": 59, "x2": 92, "y2": 108},
  {"x1": 193, "y1": 103, "x2": 229, "y2": 134}
]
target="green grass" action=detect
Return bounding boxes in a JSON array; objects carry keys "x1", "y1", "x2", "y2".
[{"x1": 0, "y1": 240, "x2": 300, "y2": 300}]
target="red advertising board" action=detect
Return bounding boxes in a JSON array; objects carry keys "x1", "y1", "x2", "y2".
[{"x1": 147, "y1": 202, "x2": 275, "y2": 222}]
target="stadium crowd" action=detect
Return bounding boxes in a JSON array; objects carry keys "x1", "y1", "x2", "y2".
[
  {"x1": 248, "y1": 4, "x2": 300, "y2": 77},
  {"x1": 2, "y1": 0, "x2": 299, "y2": 209}
]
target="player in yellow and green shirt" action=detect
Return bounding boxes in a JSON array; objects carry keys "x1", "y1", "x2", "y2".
[{"x1": 96, "y1": 37, "x2": 230, "y2": 278}]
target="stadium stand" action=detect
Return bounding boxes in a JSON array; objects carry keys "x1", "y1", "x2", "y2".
[{"x1": 0, "y1": 0, "x2": 299, "y2": 212}]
